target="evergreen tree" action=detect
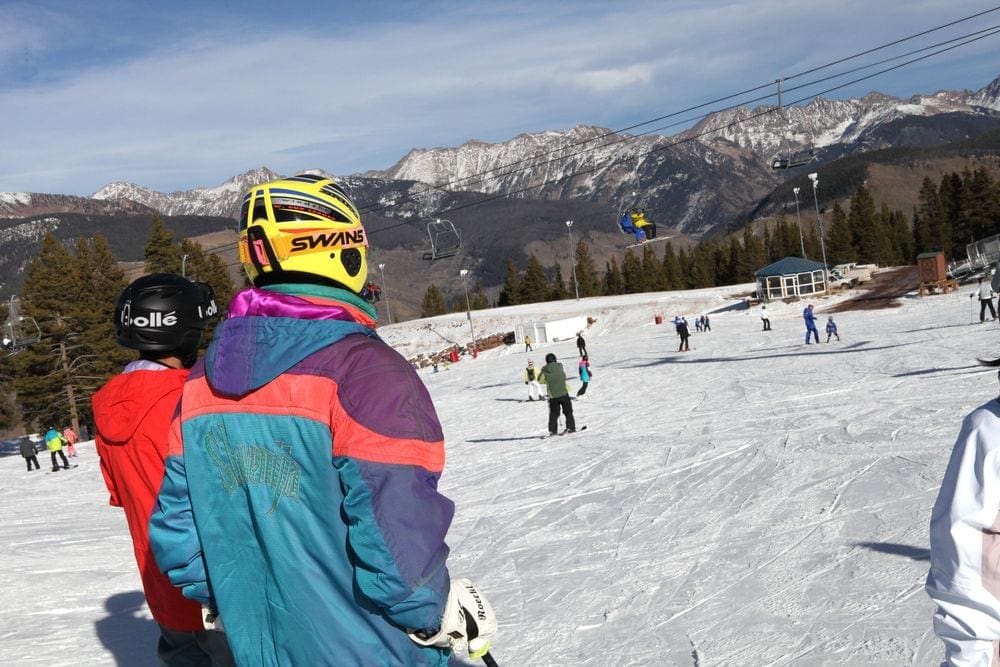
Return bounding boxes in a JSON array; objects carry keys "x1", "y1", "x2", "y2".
[
  {"x1": 420, "y1": 284, "x2": 447, "y2": 317},
  {"x1": 640, "y1": 245, "x2": 663, "y2": 292},
  {"x1": 602, "y1": 258, "x2": 623, "y2": 295},
  {"x1": 915, "y1": 177, "x2": 947, "y2": 256},
  {"x1": 497, "y1": 260, "x2": 522, "y2": 307},
  {"x1": 519, "y1": 255, "x2": 549, "y2": 304},
  {"x1": 825, "y1": 202, "x2": 856, "y2": 265},
  {"x1": 740, "y1": 227, "x2": 767, "y2": 278},
  {"x1": 689, "y1": 242, "x2": 717, "y2": 288},
  {"x1": 888, "y1": 208, "x2": 914, "y2": 264},
  {"x1": 621, "y1": 250, "x2": 644, "y2": 293},
  {"x1": 661, "y1": 242, "x2": 683, "y2": 290},
  {"x1": 178, "y1": 238, "x2": 236, "y2": 343},
  {"x1": 574, "y1": 240, "x2": 601, "y2": 297},
  {"x1": 549, "y1": 265, "x2": 569, "y2": 301},
  {"x1": 848, "y1": 186, "x2": 889, "y2": 264},
  {"x1": 939, "y1": 171, "x2": 964, "y2": 257},
  {"x1": 144, "y1": 216, "x2": 182, "y2": 273},
  {"x1": 470, "y1": 281, "x2": 491, "y2": 310},
  {"x1": 11, "y1": 234, "x2": 92, "y2": 429}
]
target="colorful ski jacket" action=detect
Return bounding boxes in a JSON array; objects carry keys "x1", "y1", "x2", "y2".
[
  {"x1": 578, "y1": 359, "x2": 591, "y2": 383},
  {"x1": 149, "y1": 284, "x2": 454, "y2": 666},
  {"x1": 927, "y1": 399, "x2": 1000, "y2": 665},
  {"x1": 91, "y1": 361, "x2": 206, "y2": 631},
  {"x1": 44, "y1": 429, "x2": 66, "y2": 452}
]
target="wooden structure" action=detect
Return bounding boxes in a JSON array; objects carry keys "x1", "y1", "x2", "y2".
[{"x1": 917, "y1": 252, "x2": 958, "y2": 296}]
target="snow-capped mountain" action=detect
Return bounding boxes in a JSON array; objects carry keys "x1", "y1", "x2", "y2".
[
  {"x1": 2, "y1": 74, "x2": 998, "y2": 240},
  {"x1": 92, "y1": 166, "x2": 281, "y2": 218}
]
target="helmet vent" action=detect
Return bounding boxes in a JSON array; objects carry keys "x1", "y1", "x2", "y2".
[{"x1": 341, "y1": 248, "x2": 362, "y2": 276}]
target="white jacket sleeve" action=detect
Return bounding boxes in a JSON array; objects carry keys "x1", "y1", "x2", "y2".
[{"x1": 927, "y1": 399, "x2": 1000, "y2": 666}]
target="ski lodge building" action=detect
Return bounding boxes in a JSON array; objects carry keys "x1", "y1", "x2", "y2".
[{"x1": 754, "y1": 257, "x2": 828, "y2": 301}]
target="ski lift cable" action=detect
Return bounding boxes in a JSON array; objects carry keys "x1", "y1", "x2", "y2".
[
  {"x1": 351, "y1": 6, "x2": 1000, "y2": 216},
  {"x1": 360, "y1": 25, "x2": 1000, "y2": 237},
  {"x1": 198, "y1": 13, "x2": 1000, "y2": 261}
]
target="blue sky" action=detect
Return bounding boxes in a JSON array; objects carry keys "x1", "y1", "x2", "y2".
[{"x1": 1, "y1": 0, "x2": 998, "y2": 196}]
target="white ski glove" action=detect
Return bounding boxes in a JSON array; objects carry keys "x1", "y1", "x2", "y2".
[{"x1": 409, "y1": 578, "x2": 497, "y2": 659}]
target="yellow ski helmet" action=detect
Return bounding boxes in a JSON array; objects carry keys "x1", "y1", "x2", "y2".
[{"x1": 238, "y1": 174, "x2": 368, "y2": 292}]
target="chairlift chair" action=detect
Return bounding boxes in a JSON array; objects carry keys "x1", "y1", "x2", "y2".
[
  {"x1": 3, "y1": 297, "x2": 41, "y2": 353},
  {"x1": 768, "y1": 79, "x2": 816, "y2": 171},
  {"x1": 422, "y1": 219, "x2": 461, "y2": 261}
]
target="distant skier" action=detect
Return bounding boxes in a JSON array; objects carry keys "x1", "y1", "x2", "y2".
[
  {"x1": 524, "y1": 334, "x2": 533, "y2": 352},
  {"x1": 973, "y1": 277, "x2": 997, "y2": 322},
  {"x1": 677, "y1": 317, "x2": 691, "y2": 352},
  {"x1": 760, "y1": 305, "x2": 771, "y2": 331},
  {"x1": 19, "y1": 438, "x2": 40, "y2": 472},
  {"x1": 576, "y1": 332, "x2": 587, "y2": 358},
  {"x1": 524, "y1": 359, "x2": 542, "y2": 401},
  {"x1": 702, "y1": 314, "x2": 711, "y2": 332},
  {"x1": 62, "y1": 426, "x2": 78, "y2": 457},
  {"x1": 803, "y1": 304, "x2": 819, "y2": 344},
  {"x1": 825, "y1": 316, "x2": 840, "y2": 342},
  {"x1": 576, "y1": 356, "x2": 592, "y2": 397},
  {"x1": 539, "y1": 353, "x2": 576, "y2": 435}
]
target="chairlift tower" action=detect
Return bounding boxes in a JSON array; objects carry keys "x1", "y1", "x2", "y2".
[{"x1": 807, "y1": 173, "x2": 830, "y2": 288}]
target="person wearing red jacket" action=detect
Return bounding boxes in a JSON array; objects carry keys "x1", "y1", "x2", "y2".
[{"x1": 92, "y1": 274, "x2": 232, "y2": 666}]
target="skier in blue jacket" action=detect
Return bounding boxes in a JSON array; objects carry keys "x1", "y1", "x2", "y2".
[{"x1": 803, "y1": 304, "x2": 820, "y2": 344}]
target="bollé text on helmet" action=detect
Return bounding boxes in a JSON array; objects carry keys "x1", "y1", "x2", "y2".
[
  {"x1": 289, "y1": 229, "x2": 367, "y2": 252},
  {"x1": 123, "y1": 307, "x2": 179, "y2": 328}
]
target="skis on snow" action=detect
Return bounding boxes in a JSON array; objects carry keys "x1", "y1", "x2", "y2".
[{"x1": 541, "y1": 425, "x2": 587, "y2": 439}]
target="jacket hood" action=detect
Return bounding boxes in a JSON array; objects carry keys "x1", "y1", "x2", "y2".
[
  {"x1": 203, "y1": 285, "x2": 379, "y2": 398},
  {"x1": 92, "y1": 368, "x2": 188, "y2": 445}
]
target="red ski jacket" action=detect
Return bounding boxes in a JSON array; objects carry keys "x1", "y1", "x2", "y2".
[{"x1": 92, "y1": 364, "x2": 205, "y2": 631}]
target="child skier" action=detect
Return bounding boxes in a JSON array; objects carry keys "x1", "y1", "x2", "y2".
[
  {"x1": 19, "y1": 438, "x2": 40, "y2": 471},
  {"x1": 524, "y1": 360, "x2": 542, "y2": 401},
  {"x1": 577, "y1": 356, "x2": 592, "y2": 397},
  {"x1": 825, "y1": 316, "x2": 840, "y2": 342}
]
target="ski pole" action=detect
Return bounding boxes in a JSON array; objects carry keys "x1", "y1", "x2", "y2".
[{"x1": 481, "y1": 651, "x2": 499, "y2": 667}]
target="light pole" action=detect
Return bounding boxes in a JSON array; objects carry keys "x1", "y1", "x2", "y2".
[
  {"x1": 459, "y1": 269, "x2": 476, "y2": 351},
  {"x1": 792, "y1": 187, "x2": 806, "y2": 258},
  {"x1": 377, "y1": 263, "x2": 392, "y2": 324},
  {"x1": 566, "y1": 220, "x2": 580, "y2": 300},
  {"x1": 807, "y1": 173, "x2": 829, "y2": 289}
]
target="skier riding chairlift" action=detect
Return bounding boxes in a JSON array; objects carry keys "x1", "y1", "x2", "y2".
[{"x1": 422, "y1": 218, "x2": 461, "y2": 261}]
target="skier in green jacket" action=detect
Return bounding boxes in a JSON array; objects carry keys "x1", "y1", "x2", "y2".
[{"x1": 539, "y1": 353, "x2": 576, "y2": 436}]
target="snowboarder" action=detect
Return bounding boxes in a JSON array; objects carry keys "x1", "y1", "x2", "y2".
[
  {"x1": 760, "y1": 305, "x2": 771, "y2": 331},
  {"x1": 539, "y1": 352, "x2": 576, "y2": 435},
  {"x1": 91, "y1": 273, "x2": 234, "y2": 666},
  {"x1": 576, "y1": 332, "x2": 587, "y2": 358},
  {"x1": 524, "y1": 360, "x2": 542, "y2": 401},
  {"x1": 803, "y1": 304, "x2": 819, "y2": 344},
  {"x1": 702, "y1": 314, "x2": 711, "y2": 332},
  {"x1": 677, "y1": 317, "x2": 691, "y2": 352},
  {"x1": 19, "y1": 437, "x2": 40, "y2": 471},
  {"x1": 926, "y1": 390, "x2": 1000, "y2": 664},
  {"x1": 44, "y1": 427, "x2": 69, "y2": 471},
  {"x1": 576, "y1": 356, "x2": 592, "y2": 397},
  {"x1": 825, "y1": 316, "x2": 840, "y2": 342},
  {"x1": 973, "y1": 277, "x2": 997, "y2": 322},
  {"x1": 147, "y1": 174, "x2": 496, "y2": 666}
]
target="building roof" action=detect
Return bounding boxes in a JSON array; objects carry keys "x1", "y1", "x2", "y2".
[{"x1": 754, "y1": 256, "x2": 826, "y2": 278}]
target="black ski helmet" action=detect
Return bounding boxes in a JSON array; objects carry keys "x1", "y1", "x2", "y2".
[
  {"x1": 115, "y1": 274, "x2": 218, "y2": 361},
  {"x1": 545, "y1": 353, "x2": 557, "y2": 364}
]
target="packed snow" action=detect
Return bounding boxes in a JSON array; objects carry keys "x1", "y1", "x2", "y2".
[{"x1": 3, "y1": 278, "x2": 996, "y2": 666}]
